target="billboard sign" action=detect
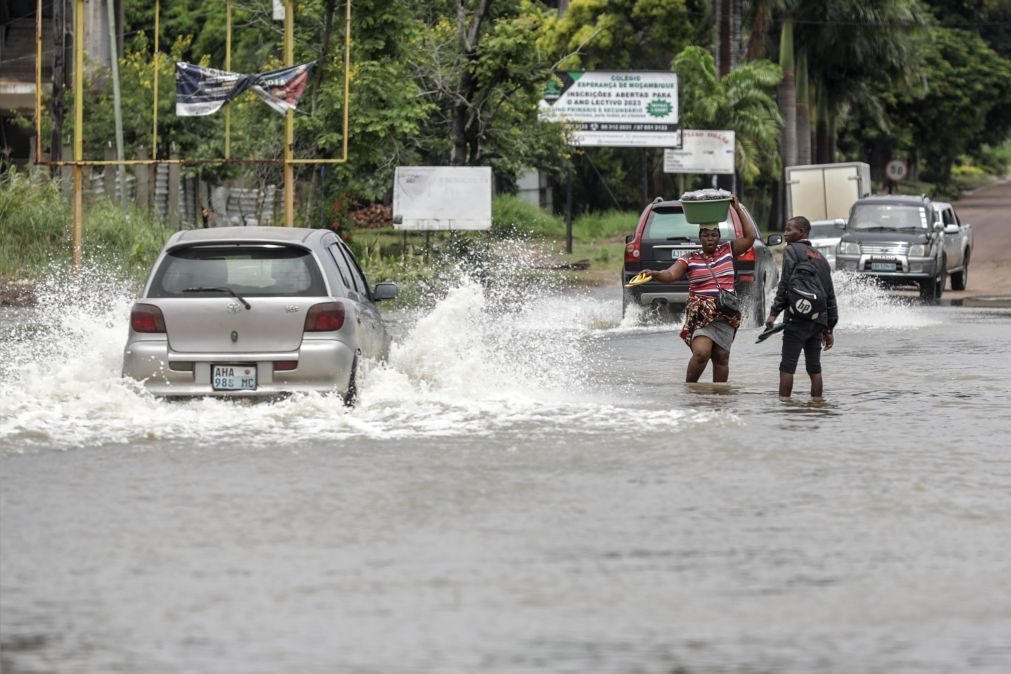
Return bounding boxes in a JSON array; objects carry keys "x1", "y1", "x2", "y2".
[
  {"x1": 663, "y1": 130, "x2": 736, "y2": 174},
  {"x1": 393, "y1": 167, "x2": 492, "y2": 231},
  {"x1": 538, "y1": 71, "x2": 679, "y2": 147}
]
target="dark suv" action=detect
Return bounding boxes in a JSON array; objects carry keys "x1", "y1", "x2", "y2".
[{"x1": 622, "y1": 197, "x2": 781, "y2": 326}]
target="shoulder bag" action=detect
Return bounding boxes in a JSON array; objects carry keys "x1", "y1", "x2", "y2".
[{"x1": 702, "y1": 258, "x2": 740, "y2": 316}]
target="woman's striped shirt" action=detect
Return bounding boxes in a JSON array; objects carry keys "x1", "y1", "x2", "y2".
[{"x1": 675, "y1": 242, "x2": 735, "y2": 298}]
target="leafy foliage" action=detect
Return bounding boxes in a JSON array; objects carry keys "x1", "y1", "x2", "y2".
[{"x1": 673, "y1": 46, "x2": 783, "y2": 182}]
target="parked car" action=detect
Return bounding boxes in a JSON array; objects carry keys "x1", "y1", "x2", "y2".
[
  {"x1": 835, "y1": 194, "x2": 973, "y2": 302},
  {"x1": 808, "y1": 219, "x2": 845, "y2": 270},
  {"x1": 622, "y1": 197, "x2": 782, "y2": 325},
  {"x1": 122, "y1": 227, "x2": 398, "y2": 402}
]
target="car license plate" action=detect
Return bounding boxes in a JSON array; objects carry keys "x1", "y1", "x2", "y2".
[
  {"x1": 212, "y1": 364, "x2": 257, "y2": 391},
  {"x1": 870, "y1": 261, "x2": 896, "y2": 272}
]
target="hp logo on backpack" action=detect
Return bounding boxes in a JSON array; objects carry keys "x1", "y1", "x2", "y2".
[{"x1": 786, "y1": 245, "x2": 827, "y2": 320}]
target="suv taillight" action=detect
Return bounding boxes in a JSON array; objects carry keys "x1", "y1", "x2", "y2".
[
  {"x1": 130, "y1": 304, "x2": 166, "y2": 333},
  {"x1": 624, "y1": 239, "x2": 641, "y2": 263},
  {"x1": 305, "y1": 302, "x2": 346, "y2": 331}
]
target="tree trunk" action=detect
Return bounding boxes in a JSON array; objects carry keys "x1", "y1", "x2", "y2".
[
  {"x1": 449, "y1": 0, "x2": 491, "y2": 166},
  {"x1": 796, "y1": 50, "x2": 811, "y2": 165},
  {"x1": 305, "y1": 0, "x2": 337, "y2": 220},
  {"x1": 718, "y1": 0, "x2": 732, "y2": 77},
  {"x1": 49, "y1": 0, "x2": 68, "y2": 172},
  {"x1": 814, "y1": 88, "x2": 830, "y2": 164},
  {"x1": 777, "y1": 19, "x2": 796, "y2": 168},
  {"x1": 731, "y1": 0, "x2": 743, "y2": 69},
  {"x1": 747, "y1": 0, "x2": 772, "y2": 60}
]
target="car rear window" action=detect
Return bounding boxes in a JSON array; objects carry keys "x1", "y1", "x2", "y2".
[
  {"x1": 644, "y1": 207, "x2": 733, "y2": 241},
  {"x1": 809, "y1": 223, "x2": 839, "y2": 238},
  {"x1": 149, "y1": 244, "x2": 327, "y2": 297}
]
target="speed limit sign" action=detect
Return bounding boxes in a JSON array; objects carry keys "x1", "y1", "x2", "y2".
[{"x1": 885, "y1": 159, "x2": 908, "y2": 182}]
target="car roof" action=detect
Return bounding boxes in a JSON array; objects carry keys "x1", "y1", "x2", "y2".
[
  {"x1": 931, "y1": 201, "x2": 953, "y2": 210},
  {"x1": 165, "y1": 226, "x2": 326, "y2": 248},
  {"x1": 854, "y1": 195, "x2": 930, "y2": 206}
]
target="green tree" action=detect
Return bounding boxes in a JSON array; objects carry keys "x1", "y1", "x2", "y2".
[
  {"x1": 536, "y1": 0, "x2": 706, "y2": 211},
  {"x1": 892, "y1": 27, "x2": 1011, "y2": 185},
  {"x1": 673, "y1": 45, "x2": 782, "y2": 183},
  {"x1": 791, "y1": 0, "x2": 930, "y2": 163},
  {"x1": 407, "y1": 0, "x2": 567, "y2": 181}
]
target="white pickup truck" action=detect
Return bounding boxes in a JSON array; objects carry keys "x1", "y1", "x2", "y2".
[
  {"x1": 835, "y1": 195, "x2": 974, "y2": 302},
  {"x1": 933, "y1": 201, "x2": 973, "y2": 291}
]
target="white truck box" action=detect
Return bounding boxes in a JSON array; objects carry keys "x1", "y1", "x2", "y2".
[{"x1": 785, "y1": 162, "x2": 871, "y2": 222}]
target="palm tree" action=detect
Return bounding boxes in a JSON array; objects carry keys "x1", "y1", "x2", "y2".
[
  {"x1": 791, "y1": 0, "x2": 929, "y2": 162},
  {"x1": 673, "y1": 45, "x2": 783, "y2": 183}
]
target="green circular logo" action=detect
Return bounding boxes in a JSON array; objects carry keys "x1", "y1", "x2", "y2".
[{"x1": 646, "y1": 99, "x2": 672, "y2": 118}]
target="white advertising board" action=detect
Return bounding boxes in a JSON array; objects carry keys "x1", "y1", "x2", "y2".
[
  {"x1": 392, "y1": 166, "x2": 492, "y2": 231},
  {"x1": 663, "y1": 130, "x2": 736, "y2": 174},
  {"x1": 538, "y1": 71, "x2": 679, "y2": 147}
]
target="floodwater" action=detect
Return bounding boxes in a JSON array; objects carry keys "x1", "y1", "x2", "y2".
[{"x1": 2, "y1": 263, "x2": 1010, "y2": 674}]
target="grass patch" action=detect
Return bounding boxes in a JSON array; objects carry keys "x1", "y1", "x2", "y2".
[{"x1": 1, "y1": 166, "x2": 172, "y2": 283}]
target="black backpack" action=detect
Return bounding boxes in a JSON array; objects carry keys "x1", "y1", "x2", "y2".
[{"x1": 786, "y1": 244, "x2": 828, "y2": 321}]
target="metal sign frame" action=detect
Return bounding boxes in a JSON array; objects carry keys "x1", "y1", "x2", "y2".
[{"x1": 33, "y1": 0, "x2": 354, "y2": 260}]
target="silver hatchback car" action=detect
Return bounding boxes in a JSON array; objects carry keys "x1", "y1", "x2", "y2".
[{"x1": 122, "y1": 226, "x2": 397, "y2": 402}]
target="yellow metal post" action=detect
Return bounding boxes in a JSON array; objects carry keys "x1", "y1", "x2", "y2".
[
  {"x1": 284, "y1": 0, "x2": 295, "y2": 227},
  {"x1": 73, "y1": 0, "x2": 84, "y2": 269},
  {"x1": 34, "y1": 0, "x2": 42, "y2": 160},
  {"x1": 225, "y1": 0, "x2": 232, "y2": 159},
  {"x1": 153, "y1": 0, "x2": 160, "y2": 160}
]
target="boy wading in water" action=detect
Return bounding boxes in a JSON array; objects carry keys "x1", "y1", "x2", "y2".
[{"x1": 766, "y1": 215, "x2": 838, "y2": 398}]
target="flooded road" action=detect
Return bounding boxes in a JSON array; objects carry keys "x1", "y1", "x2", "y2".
[{"x1": 2, "y1": 269, "x2": 1010, "y2": 674}]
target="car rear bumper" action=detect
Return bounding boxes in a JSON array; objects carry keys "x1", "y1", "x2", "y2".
[{"x1": 122, "y1": 338, "x2": 356, "y2": 396}]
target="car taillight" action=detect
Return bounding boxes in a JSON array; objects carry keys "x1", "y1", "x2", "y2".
[
  {"x1": 130, "y1": 304, "x2": 166, "y2": 333},
  {"x1": 305, "y1": 302, "x2": 345, "y2": 331},
  {"x1": 737, "y1": 247, "x2": 756, "y2": 262},
  {"x1": 274, "y1": 360, "x2": 298, "y2": 371},
  {"x1": 624, "y1": 240, "x2": 641, "y2": 263}
]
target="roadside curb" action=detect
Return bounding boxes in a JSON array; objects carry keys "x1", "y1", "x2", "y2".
[{"x1": 947, "y1": 296, "x2": 1011, "y2": 308}]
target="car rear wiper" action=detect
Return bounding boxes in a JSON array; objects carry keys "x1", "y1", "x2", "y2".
[
  {"x1": 665, "y1": 236, "x2": 694, "y2": 242},
  {"x1": 183, "y1": 286, "x2": 251, "y2": 310}
]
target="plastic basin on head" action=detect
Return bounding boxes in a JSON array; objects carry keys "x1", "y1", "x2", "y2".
[{"x1": 681, "y1": 198, "x2": 731, "y2": 225}]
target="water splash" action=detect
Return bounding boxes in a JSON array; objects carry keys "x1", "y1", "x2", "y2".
[
  {"x1": 0, "y1": 252, "x2": 940, "y2": 451},
  {"x1": 832, "y1": 271, "x2": 940, "y2": 331},
  {"x1": 0, "y1": 254, "x2": 708, "y2": 452}
]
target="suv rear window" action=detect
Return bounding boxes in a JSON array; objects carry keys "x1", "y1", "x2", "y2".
[
  {"x1": 644, "y1": 207, "x2": 733, "y2": 241},
  {"x1": 149, "y1": 244, "x2": 326, "y2": 297}
]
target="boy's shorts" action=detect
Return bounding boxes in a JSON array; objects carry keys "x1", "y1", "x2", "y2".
[{"x1": 780, "y1": 320, "x2": 825, "y2": 375}]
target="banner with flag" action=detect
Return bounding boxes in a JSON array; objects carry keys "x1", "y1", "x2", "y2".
[{"x1": 175, "y1": 61, "x2": 316, "y2": 117}]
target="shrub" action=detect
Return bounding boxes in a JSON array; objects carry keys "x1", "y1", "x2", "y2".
[
  {"x1": 491, "y1": 194, "x2": 563, "y2": 239},
  {"x1": 0, "y1": 167, "x2": 70, "y2": 276}
]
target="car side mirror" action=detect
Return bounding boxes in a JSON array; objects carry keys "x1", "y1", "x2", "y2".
[
  {"x1": 943, "y1": 224, "x2": 959, "y2": 234},
  {"x1": 834, "y1": 218, "x2": 846, "y2": 230},
  {"x1": 373, "y1": 282, "x2": 399, "y2": 301},
  {"x1": 766, "y1": 234, "x2": 783, "y2": 246},
  {"x1": 933, "y1": 222, "x2": 944, "y2": 233}
]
